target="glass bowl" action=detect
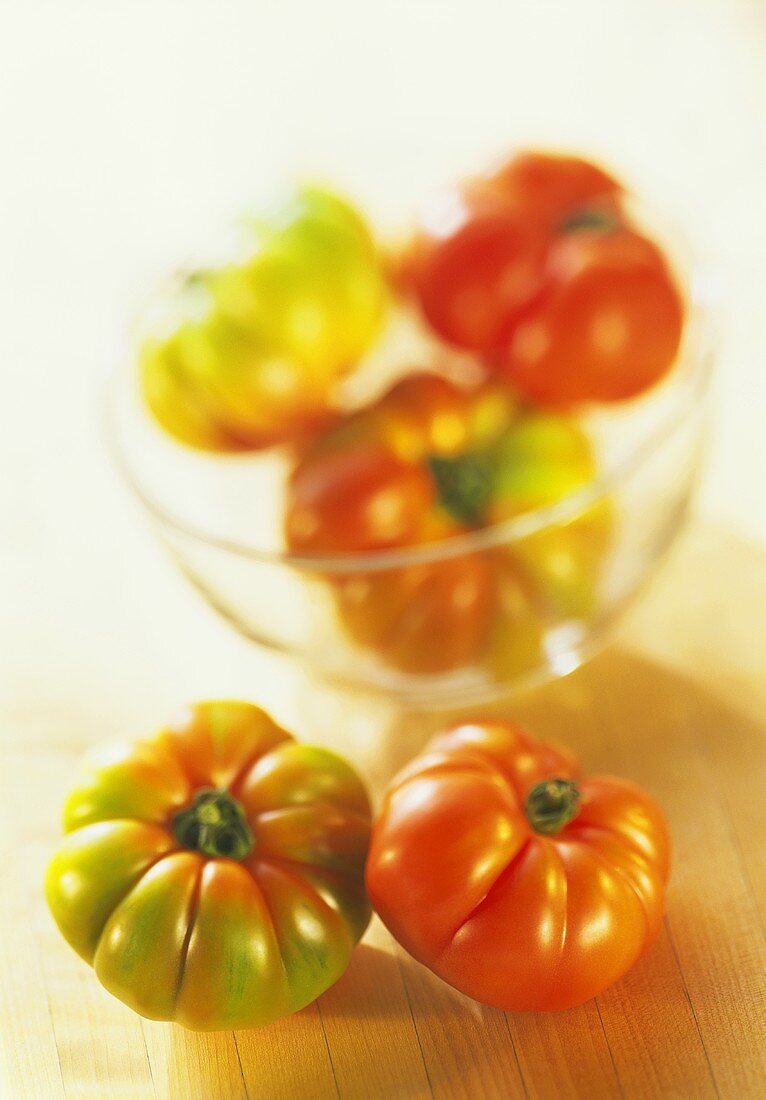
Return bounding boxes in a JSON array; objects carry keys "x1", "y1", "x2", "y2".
[{"x1": 107, "y1": 228, "x2": 715, "y2": 708}]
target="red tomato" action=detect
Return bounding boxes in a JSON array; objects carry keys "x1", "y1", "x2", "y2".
[
  {"x1": 408, "y1": 189, "x2": 548, "y2": 352},
  {"x1": 498, "y1": 228, "x2": 685, "y2": 403},
  {"x1": 405, "y1": 151, "x2": 622, "y2": 354},
  {"x1": 367, "y1": 719, "x2": 670, "y2": 1012},
  {"x1": 486, "y1": 150, "x2": 622, "y2": 229},
  {"x1": 286, "y1": 446, "x2": 433, "y2": 554}
]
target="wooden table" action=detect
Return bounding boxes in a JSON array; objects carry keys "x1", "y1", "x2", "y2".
[{"x1": 2, "y1": 521, "x2": 765, "y2": 1099}]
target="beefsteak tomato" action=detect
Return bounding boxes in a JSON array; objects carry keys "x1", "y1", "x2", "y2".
[
  {"x1": 140, "y1": 186, "x2": 386, "y2": 452},
  {"x1": 404, "y1": 150, "x2": 684, "y2": 405},
  {"x1": 366, "y1": 719, "x2": 670, "y2": 1011},
  {"x1": 285, "y1": 373, "x2": 608, "y2": 675},
  {"x1": 46, "y1": 701, "x2": 372, "y2": 1029}
]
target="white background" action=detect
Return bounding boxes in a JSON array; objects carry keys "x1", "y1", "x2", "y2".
[{"x1": 1, "y1": 0, "x2": 764, "y2": 723}]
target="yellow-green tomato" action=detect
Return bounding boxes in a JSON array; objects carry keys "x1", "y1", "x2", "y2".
[
  {"x1": 488, "y1": 412, "x2": 611, "y2": 621},
  {"x1": 140, "y1": 185, "x2": 387, "y2": 452},
  {"x1": 45, "y1": 701, "x2": 372, "y2": 1030}
]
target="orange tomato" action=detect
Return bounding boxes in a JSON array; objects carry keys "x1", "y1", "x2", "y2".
[
  {"x1": 285, "y1": 374, "x2": 512, "y2": 673},
  {"x1": 286, "y1": 373, "x2": 609, "y2": 676},
  {"x1": 334, "y1": 554, "x2": 495, "y2": 675},
  {"x1": 366, "y1": 719, "x2": 670, "y2": 1011}
]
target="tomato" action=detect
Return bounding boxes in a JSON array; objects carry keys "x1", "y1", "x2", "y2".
[
  {"x1": 366, "y1": 719, "x2": 670, "y2": 1012},
  {"x1": 406, "y1": 188, "x2": 548, "y2": 352},
  {"x1": 487, "y1": 411, "x2": 611, "y2": 620},
  {"x1": 485, "y1": 149, "x2": 621, "y2": 230},
  {"x1": 404, "y1": 151, "x2": 621, "y2": 354},
  {"x1": 286, "y1": 373, "x2": 516, "y2": 552},
  {"x1": 140, "y1": 186, "x2": 386, "y2": 452},
  {"x1": 286, "y1": 446, "x2": 433, "y2": 554},
  {"x1": 404, "y1": 150, "x2": 684, "y2": 404},
  {"x1": 335, "y1": 554, "x2": 495, "y2": 675},
  {"x1": 285, "y1": 373, "x2": 608, "y2": 675},
  {"x1": 498, "y1": 227, "x2": 685, "y2": 404},
  {"x1": 45, "y1": 701, "x2": 372, "y2": 1030},
  {"x1": 141, "y1": 311, "x2": 338, "y2": 452},
  {"x1": 285, "y1": 375, "x2": 498, "y2": 673}
]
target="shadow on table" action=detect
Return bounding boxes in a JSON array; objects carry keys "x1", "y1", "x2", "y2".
[{"x1": 365, "y1": 644, "x2": 763, "y2": 795}]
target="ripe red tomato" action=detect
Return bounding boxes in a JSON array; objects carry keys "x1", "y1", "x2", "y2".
[
  {"x1": 486, "y1": 150, "x2": 621, "y2": 229},
  {"x1": 405, "y1": 151, "x2": 622, "y2": 355},
  {"x1": 407, "y1": 189, "x2": 548, "y2": 352},
  {"x1": 366, "y1": 719, "x2": 671, "y2": 1012},
  {"x1": 498, "y1": 228, "x2": 685, "y2": 403},
  {"x1": 405, "y1": 149, "x2": 685, "y2": 404},
  {"x1": 286, "y1": 446, "x2": 433, "y2": 554}
]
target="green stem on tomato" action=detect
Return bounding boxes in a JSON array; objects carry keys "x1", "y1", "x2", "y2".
[
  {"x1": 524, "y1": 778, "x2": 581, "y2": 835},
  {"x1": 560, "y1": 207, "x2": 619, "y2": 233},
  {"x1": 427, "y1": 450, "x2": 494, "y2": 527},
  {"x1": 172, "y1": 787, "x2": 254, "y2": 861}
]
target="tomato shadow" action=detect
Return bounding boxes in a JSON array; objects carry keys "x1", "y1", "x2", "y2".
[{"x1": 368, "y1": 642, "x2": 763, "y2": 795}]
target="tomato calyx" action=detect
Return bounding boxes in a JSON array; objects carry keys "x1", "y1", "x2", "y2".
[
  {"x1": 172, "y1": 787, "x2": 254, "y2": 861},
  {"x1": 559, "y1": 206, "x2": 619, "y2": 234},
  {"x1": 524, "y1": 778, "x2": 581, "y2": 835},
  {"x1": 427, "y1": 450, "x2": 494, "y2": 526}
]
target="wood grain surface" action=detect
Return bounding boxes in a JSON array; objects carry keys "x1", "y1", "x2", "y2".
[{"x1": 1, "y1": 521, "x2": 765, "y2": 1100}]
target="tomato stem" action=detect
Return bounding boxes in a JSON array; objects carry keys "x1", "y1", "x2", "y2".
[
  {"x1": 560, "y1": 206, "x2": 618, "y2": 233},
  {"x1": 427, "y1": 451, "x2": 494, "y2": 526},
  {"x1": 172, "y1": 787, "x2": 254, "y2": 861},
  {"x1": 524, "y1": 778, "x2": 581, "y2": 835}
]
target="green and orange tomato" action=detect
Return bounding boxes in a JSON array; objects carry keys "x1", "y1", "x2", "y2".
[
  {"x1": 285, "y1": 372, "x2": 608, "y2": 674},
  {"x1": 45, "y1": 701, "x2": 372, "y2": 1030}
]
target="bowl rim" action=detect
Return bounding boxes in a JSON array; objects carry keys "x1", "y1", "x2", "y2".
[{"x1": 106, "y1": 276, "x2": 717, "y2": 577}]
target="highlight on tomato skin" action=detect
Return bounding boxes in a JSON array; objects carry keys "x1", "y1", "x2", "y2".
[
  {"x1": 45, "y1": 701, "x2": 372, "y2": 1031},
  {"x1": 365, "y1": 719, "x2": 671, "y2": 1013}
]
